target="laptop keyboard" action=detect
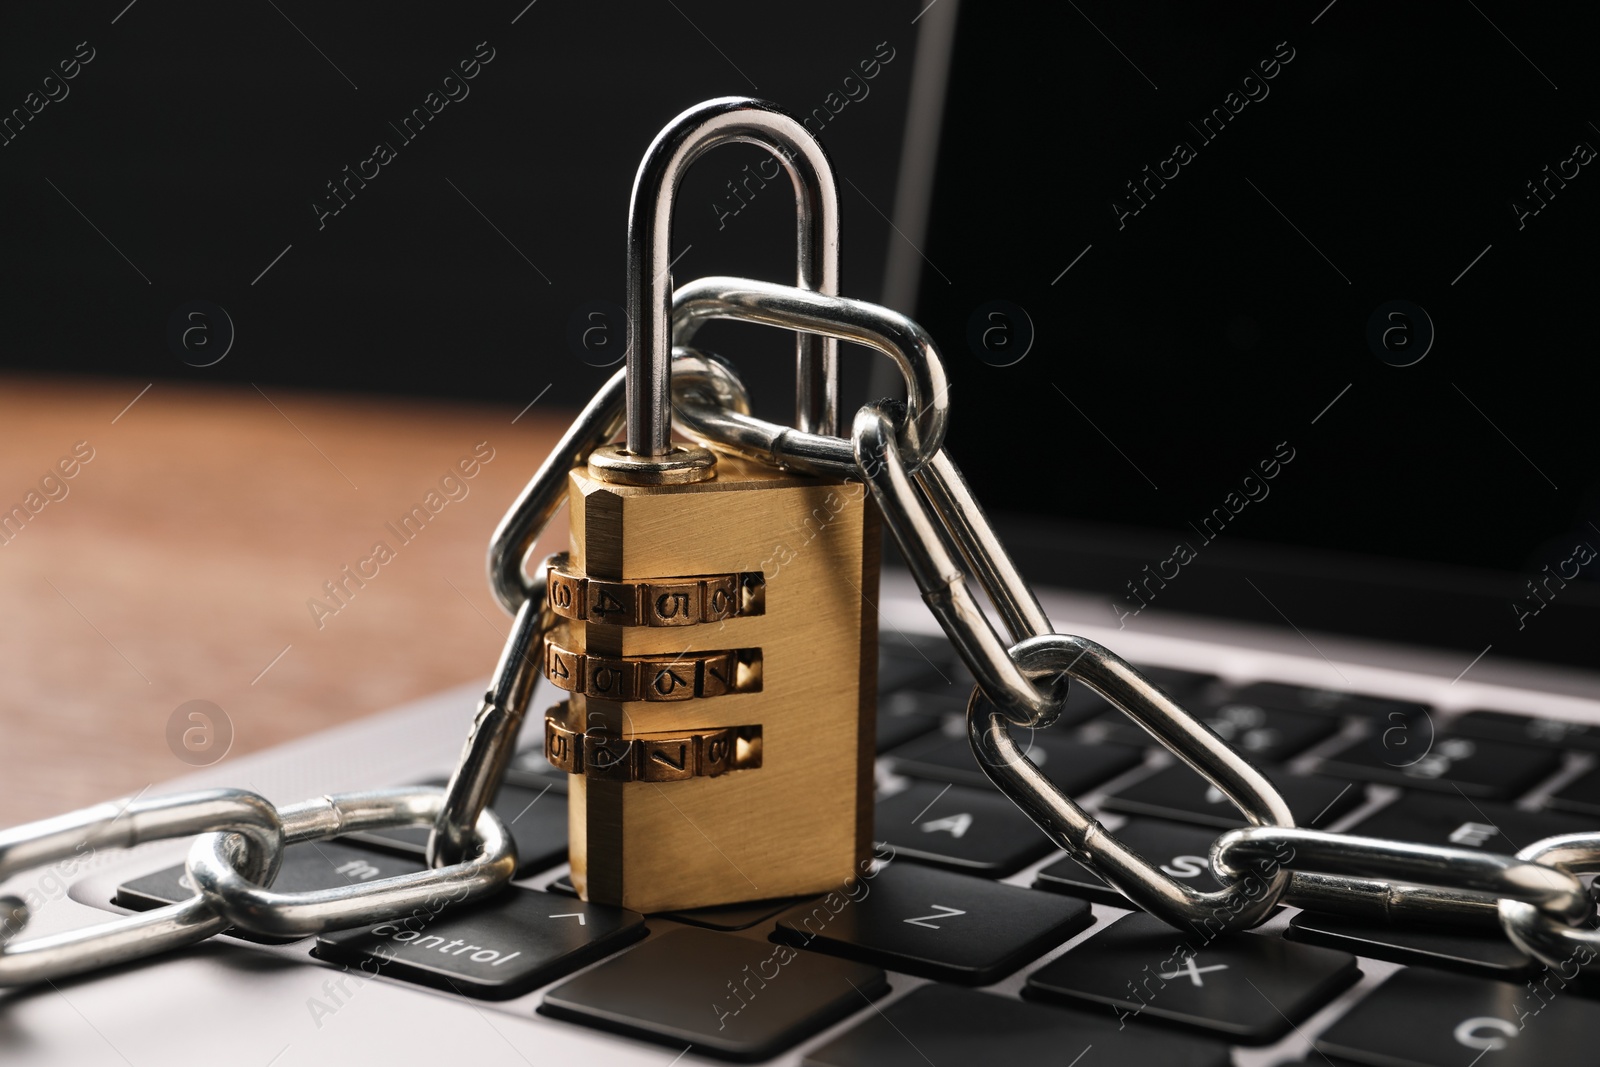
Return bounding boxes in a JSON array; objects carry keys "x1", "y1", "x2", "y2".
[{"x1": 101, "y1": 630, "x2": 1600, "y2": 1064}]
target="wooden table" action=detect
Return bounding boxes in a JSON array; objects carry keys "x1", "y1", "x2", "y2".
[{"x1": 0, "y1": 376, "x2": 568, "y2": 827}]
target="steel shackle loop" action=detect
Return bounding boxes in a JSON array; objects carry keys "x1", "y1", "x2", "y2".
[
  {"x1": 627, "y1": 96, "x2": 840, "y2": 457},
  {"x1": 673, "y1": 278, "x2": 951, "y2": 477}
]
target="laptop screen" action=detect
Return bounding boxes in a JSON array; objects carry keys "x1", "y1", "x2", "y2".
[{"x1": 909, "y1": 1, "x2": 1599, "y2": 669}]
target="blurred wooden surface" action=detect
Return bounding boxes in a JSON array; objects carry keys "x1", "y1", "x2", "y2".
[{"x1": 0, "y1": 376, "x2": 569, "y2": 827}]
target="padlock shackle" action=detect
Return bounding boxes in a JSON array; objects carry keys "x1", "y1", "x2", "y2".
[{"x1": 627, "y1": 97, "x2": 839, "y2": 457}]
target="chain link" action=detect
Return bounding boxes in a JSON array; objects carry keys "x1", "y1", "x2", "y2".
[
  {"x1": 0, "y1": 789, "x2": 284, "y2": 985},
  {"x1": 1499, "y1": 833, "x2": 1600, "y2": 969},
  {"x1": 190, "y1": 788, "x2": 515, "y2": 939},
  {"x1": 1214, "y1": 825, "x2": 1591, "y2": 925}
]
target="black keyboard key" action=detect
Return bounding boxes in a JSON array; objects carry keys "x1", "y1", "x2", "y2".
[
  {"x1": 343, "y1": 780, "x2": 567, "y2": 875},
  {"x1": 1085, "y1": 700, "x2": 1336, "y2": 761},
  {"x1": 1101, "y1": 763, "x2": 1363, "y2": 829},
  {"x1": 804, "y1": 984, "x2": 1232, "y2": 1067},
  {"x1": 1546, "y1": 764, "x2": 1600, "y2": 818},
  {"x1": 1317, "y1": 733, "x2": 1561, "y2": 799},
  {"x1": 882, "y1": 685, "x2": 970, "y2": 716},
  {"x1": 887, "y1": 730, "x2": 1143, "y2": 794},
  {"x1": 874, "y1": 691, "x2": 948, "y2": 752},
  {"x1": 1228, "y1": 681, "x2": 1428, "y2": 721},
  {"x1": 313, "y1": 887, "x2": 644, "y2": 1000},
  {"x1": 878, "y1": 644, "x2": 948, "y2": 694},
  {"x1": 1074, "y1": 669, "x2": 1221, "y2": 745},
  {"x1": 1348, "y1": 792, "x2": 1594, "y2": 852},
  {"x1": 1034, "y1": 818, "x2": 1226, "y2": 907},
  {"x1": 1039, "y1": 677, "x2": 1147, "y2": 727},
  {"x1": 540, "y1": 927, "x2": 886, "y2": 1062},
  {"x1": 772, "y1": 862, "x2": 1092, "y2": 984},
  {"x1": 502, "y1": 749, "x2": 571, "y2": 793},
  {"x1": 1024, "y1": 911, "x2": 1359, "y2": 1044},
  {"x1": 1052, "y1": 678, "x2": 1119, "y2": 724},
  {"x1": 1453, "y1": 709, "x2": 1600, "y2": 752},
  {"x1": 960, "y1": 678, "x2": 1126, "y2": 728},
  {"x1": 885, "y1": 642, "x2": 974, "y2": 697},
  {"x1": 896, "y1": 675, "x2": 1144, "y2": 728},
  {"x1": 1288, "y1": 910, "x2": 1534, "y2": 977},
  {"x1": 880, "y1": 631, "x2": 962, "y2": 669},
  {"x1": 1316, "y1": 967, "x2": 1600, "y2": 1065},
  {"x1": 1079, "y1": 711, "x2": 1153, "y2": 748},
  {"x1": 116, "y1": 841, "x2": 424, "y2": 944},
  {"x1": 1132, "y1": 665, "x2": 1216, "y2": 702},
  {"x1": 874, "y1": 782, "x2": 1054, "y2": 876},
  {"x1": 1199, "y1": 700, "x2": 1340, "y2": 761}
]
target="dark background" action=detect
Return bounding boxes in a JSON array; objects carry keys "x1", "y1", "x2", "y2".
[
  {"x1": 3, "y1": 1, "x2": 1596, "y2": 670},
  {"x1": 0, "y1": 1, "x2": 919, "y2": 419},
  {"x1": 919, "y1": 1, "x2": 1600, "y2": 668}
]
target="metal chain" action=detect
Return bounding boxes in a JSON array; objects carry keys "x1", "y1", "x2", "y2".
[
  {"x1": 664, "y1": 282, "x2": 1600, "y2": 972},
  {"x1": 0, "y1": 787, "x2": 514, "y2": 986}
]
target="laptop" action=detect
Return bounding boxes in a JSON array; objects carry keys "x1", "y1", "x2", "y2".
[{"x1": 5, "y1": 2, "x2": 1599, "y2": 1064}]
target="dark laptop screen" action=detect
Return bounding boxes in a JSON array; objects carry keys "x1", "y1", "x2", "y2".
[{"x1": 912, "y1": 2, "x2": 1599, "y2": 668}]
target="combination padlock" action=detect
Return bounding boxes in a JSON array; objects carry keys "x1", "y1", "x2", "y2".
[{"x1": 547, "y1": 98, "x2": 879, "y2": 913}]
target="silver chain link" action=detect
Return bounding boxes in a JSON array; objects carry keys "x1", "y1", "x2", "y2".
[
  {"x1": 190, "y1": 788, "x2": 515, "y2": 939},
  {"x1": 0, "y1": 789, "x2": 284, "y2": 985}
]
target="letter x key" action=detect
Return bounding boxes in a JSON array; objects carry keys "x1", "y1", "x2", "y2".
[{"x1": 1159, "y1": 955, "x2": 1228, "y2": 987}]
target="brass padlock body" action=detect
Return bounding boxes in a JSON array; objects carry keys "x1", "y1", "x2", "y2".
[{"x1": 560, "y1": 454, "x2": 877, "y2": 913}]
